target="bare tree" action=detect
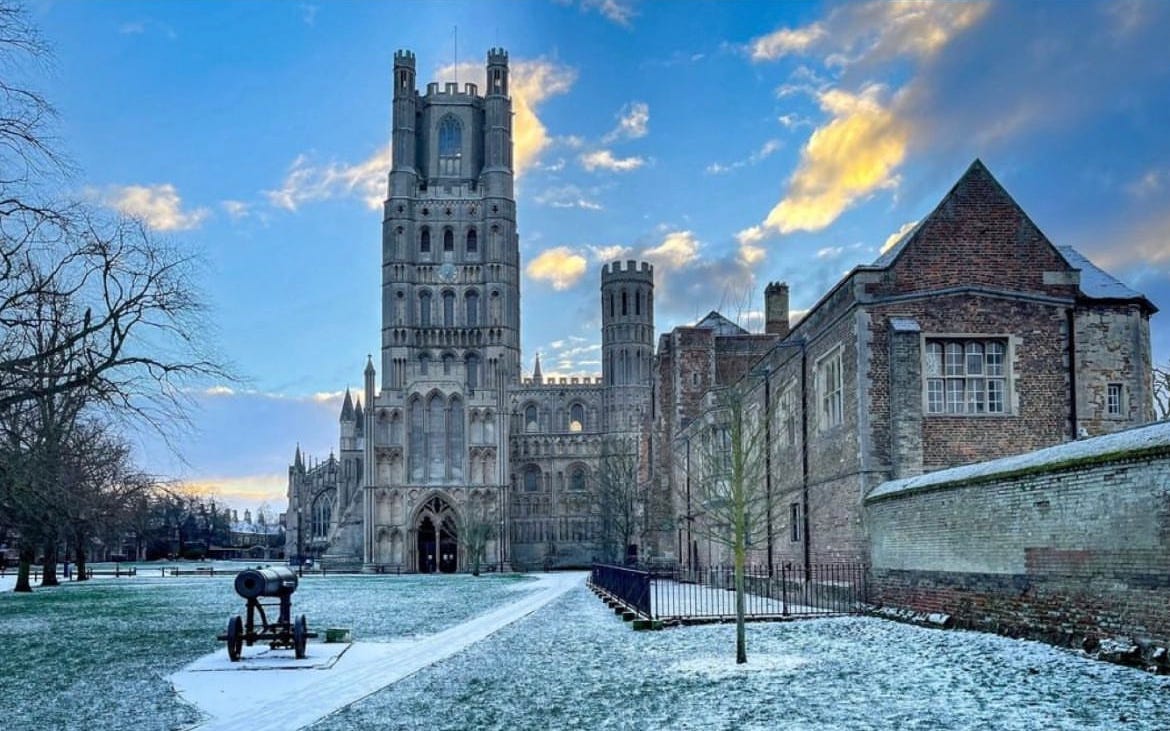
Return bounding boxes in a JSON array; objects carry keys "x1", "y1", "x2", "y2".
[
  {"x1": 593, "y1": 436, "x2": 641, "y2": 564},
  {"x1": 458, "y1": 491, "x2": 498, "y2": 576},
  {"x1": 686, "y1": 384, "x2": 771, "y2": 664},
  {"x1": 0, "y1": 2, "x2": 232, "y2": 592},
  {"x1": 1154, "y1": 359, "x2": 1169, "y2": 420}
]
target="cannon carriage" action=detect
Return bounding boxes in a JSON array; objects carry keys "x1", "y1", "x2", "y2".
[{"x1": 217, "y1": 566, "x2": 317, "y2": 661}]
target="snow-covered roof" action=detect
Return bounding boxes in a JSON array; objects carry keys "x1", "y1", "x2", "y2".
[
  {"x1": 1056, "y1": 245, "x2": 1147, "y2": 302},
  {"x1": 868, "y1": 420, "x2": 1170, "y2": 501}
]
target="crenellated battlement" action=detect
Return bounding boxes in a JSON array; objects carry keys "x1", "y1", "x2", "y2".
[
  {"x1": 488, "y1": 47, "x2": 509, "y2": 63},
  {"x1": 393, "y1": 49, "x2": 416, "y2": 66},
  {"x1": 424, "y1": 81, "x2": 482, "y2": 98},
  {"x1": 601, "y1": 259, "x2": 654, "y2": 281}
]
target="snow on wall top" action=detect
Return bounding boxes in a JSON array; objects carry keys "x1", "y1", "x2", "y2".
[{"x1": 867, "y1": 420, "x2": 1170, "y2": 501}]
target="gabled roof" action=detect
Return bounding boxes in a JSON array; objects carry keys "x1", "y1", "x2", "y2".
[
  {"x1": 870, "y1": 159, "x2": 1153, "y2": 311},
  {"x1": 694, "y1": 310, "x2": 748, "y2": 336}
]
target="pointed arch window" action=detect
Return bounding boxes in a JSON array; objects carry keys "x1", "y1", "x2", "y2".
[
  {"x1": 570, "y1": 466, "x2": 586, "y2": 492},
  {"x1": 409, "y1": 397, "x2": 425, "y2": 481},
  {"x1": 525, "y1": 404, "x2": 538, "y2": 432},
  {"x1": 466, "y1": 353, "x2": 481, "y2": 390},
  {"x1": 569, "y1": 403, "x2": 585, "y2": 432},
  {"x1": 465, "y1": 291, "x2": 480, "y2": 327},
  {"x1": 524, "y1": 464, "x2": 542, "y2": 492},
  {"x1": 466, "y1": 228, "x2": 478, "y2": 255},
  {"x1": 442, "y1": 291, "x2": 455, "y2": 327},
  {"x1": 418, "y1": 290, "x2": 432, "y2": 327},
  {"x1": 427, "y1": 393, "x2": 445, "y2": 481},
  {"x1": 438, "y1": 116, "x2": 462, "y2": 176},
  {"x1": 443, "y1": 228, "x2": 454, "y2": 253},
  {"x1": 420, "y1": 227, "x2": 431, "y2": 254},
  {"x1": 311, "y1": 491, "x2": 334, "y2": 539},
  {"x1": 449, "y1": 396, "x2": 464, "y2": 480}
]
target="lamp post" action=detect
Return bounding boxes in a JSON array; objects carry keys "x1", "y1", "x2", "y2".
[{"x1": 296, "y1": 506, "x2": 304, "y2": 577}]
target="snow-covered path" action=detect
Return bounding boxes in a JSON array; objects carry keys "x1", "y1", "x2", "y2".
[{"x1": 173, "y1": 571, "x2": 584, "y2": 731}]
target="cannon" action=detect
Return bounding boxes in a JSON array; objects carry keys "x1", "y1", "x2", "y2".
[{"x1": 217, "y1": 566, "x2": 317, "y2": 661}]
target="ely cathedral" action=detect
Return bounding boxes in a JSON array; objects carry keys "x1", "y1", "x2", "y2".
[{"x1": 285, "y1": 49, "x2": 654, "y2": 572}]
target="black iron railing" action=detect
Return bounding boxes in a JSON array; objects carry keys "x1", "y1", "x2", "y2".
[
  {"x1": 590, "y1": 564, "x2": 652, "y2": 618},
  {"x1": 646, "y1": 563, "x2": 867, "y2": 622}
]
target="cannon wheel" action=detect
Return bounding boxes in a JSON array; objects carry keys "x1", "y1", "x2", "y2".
[
  {"x1": 293, "y1": 614, "x2": 308, "y2": 659},
  {"x1": 226, "y1": 615, "x2": 244, "y2": 662}
]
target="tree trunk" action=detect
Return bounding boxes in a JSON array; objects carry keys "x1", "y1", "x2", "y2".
[
  {"x1": 14, "y1": 545, "x2": 35, "y2": 593},
  {"x1": 40, "y1": 540, "x2": 60, "y2": 587},
  {"x1": 75, "y1": 539, "x2": 88, "y2": 582},
  {"x1": 735, "y1": 536, "x2": 747, "y2": 664}
]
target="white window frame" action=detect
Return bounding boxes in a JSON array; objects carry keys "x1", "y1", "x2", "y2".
[
  {"x1": 1106, "y1": 382, "x2": 1125, "y2": 417},
  {"x1": 922, "y1": 335, "x2": 1013, "y2": 416},
  {"x1": 816, "y1": 347, "x2": 844, "y2": 431}
]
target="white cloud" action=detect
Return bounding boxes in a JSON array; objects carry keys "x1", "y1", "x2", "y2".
[
  {"x1": 102, "y1": 183, "x2": 210, "y2": 231},
  {"x1": 705, "y1": 139, "x2": 782, "y2": 175},
  {"x1": 580, "y1": 149, "x2": 646, "y2": 172},
  {"x1": 580, "y1": 0, "x2": 636, "y2": 27},
  {"x1": 265, "y1": 146, "x2": 389, "y2": 211},
  {"x1": 603, "y1": 101, "x2": 650, "y2": 142},
  {"x1": 750, "y1": 23, "x2": 827, "y2": 61},
  {"x1": 816, "y1": 246, "x2": 845, "y2": 259},
  {"x1": 221, "y1": 200, "x2": 250, "y2": 220},
  {"x1": 526, "y1": 246, "x2": 589, "y2": 289},
  {"x1": 589, "y1": 244, "x2": 632, "y2": 262},
  {"x1": 1127, "y1": 170, "x2": 1166, "y2": 199},
  {"x1": 778, "y1": 113, "x2": 813, "y2": 130},
  {"x1": 534, "y1": 185, "x2": 604, "y2": 210}
]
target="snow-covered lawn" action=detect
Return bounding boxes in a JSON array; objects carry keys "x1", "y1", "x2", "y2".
[
  {"x1": 313, "y1": 585, "x2": 1170, "y2": 731},
  {"x1": 0, "y1": 567, "x2": 539, "y2": 731},
  {"x1": 3, "y1": 568, "x2": 1169, "y2": 730}
]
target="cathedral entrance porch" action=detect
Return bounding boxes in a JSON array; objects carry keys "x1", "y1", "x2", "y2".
[{"x1": 413, "y1": 496, "x2": 459, "y2": 573}]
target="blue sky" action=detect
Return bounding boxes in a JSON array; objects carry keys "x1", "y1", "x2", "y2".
[{"x1": 29, "y1": 0, "x2": 1170, "y2": 513}]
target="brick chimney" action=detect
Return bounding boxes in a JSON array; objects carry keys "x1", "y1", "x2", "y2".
[{"x1": 764, "y1": 282, "x2": 790, "y2": 337}]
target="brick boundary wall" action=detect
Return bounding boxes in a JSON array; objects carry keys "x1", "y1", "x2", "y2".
[{"x1": 864, "y1": 421, "x2": 1170, "y2": 669}]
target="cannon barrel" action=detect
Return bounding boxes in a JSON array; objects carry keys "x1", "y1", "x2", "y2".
[{"x1": 234, "y1": 566, "x2": 298, "y2": 599}]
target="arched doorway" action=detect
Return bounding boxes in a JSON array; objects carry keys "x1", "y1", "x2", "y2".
[{"x1": 414, "y1": 495, "x2": 459, "y2": 573}]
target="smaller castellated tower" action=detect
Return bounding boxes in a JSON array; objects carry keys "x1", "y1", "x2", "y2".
[{"x1": 601, "y1": 260, "x2": 655, "y2": 431}]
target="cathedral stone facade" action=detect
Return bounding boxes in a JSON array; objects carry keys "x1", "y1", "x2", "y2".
[{"x1": 285, "y1": 50, "x2": 653, "y2": 572}]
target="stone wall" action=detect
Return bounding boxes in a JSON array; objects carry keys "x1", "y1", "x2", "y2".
[{"x1": 865, "y1": 421, "x2": 1170, "y2": 661}]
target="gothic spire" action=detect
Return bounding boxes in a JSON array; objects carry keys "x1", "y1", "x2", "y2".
[
  {"x1": 354, "y1": 397, "x2": 365, "y2": 437},
  {"x1": 294, "y1": 443, "x2": 304, "y2": 470},
  {"x1": 340, "y1": 388, "x2": 355, "y2": 421},
  {"x1": 533, "y1": 352, "x2": 543, "y2": 384}
]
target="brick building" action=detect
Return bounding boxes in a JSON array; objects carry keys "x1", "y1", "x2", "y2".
[{"x1": 663, "y1": 160, "x2": 1156, "y2": 569}]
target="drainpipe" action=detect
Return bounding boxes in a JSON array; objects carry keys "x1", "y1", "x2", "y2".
[
  {"x1": 1067, "y1": 307, "x2": 1078, "y2": 440},
  {"x1": 800, "y1": 344, "x2": 811, "y2": 576}
]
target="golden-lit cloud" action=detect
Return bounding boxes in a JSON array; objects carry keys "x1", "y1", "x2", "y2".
[
  {"x1": 185, "y1": 473, "x2": 288, "y2": 509},
  {"x1": 881, "y1": 220, "x2": 919, "y2": 253},
  {"x1": 749, "y1": 1, "x2": 989, "y2": 67},
  {"x1": 580, "y1": 149, "x2": 646, "y2": 172},
  {"x1": 266, "y1": 146, "x2": 390, "y2": 211},
  {"x1": 101, "y1": 183, "x2": 210, "y2": 231},
  {"x1": 643, "y1": 230, "x2": 700, "y2": 268},
  {"x1": 526, "y1": 246, "x2": 589, "y2": 289},
  {"x1": 747, "y1": 85, "x2": 909, "y2": 238},
  {"x1": 738, "y1": 242, "x2": 766, "y2": 266}
]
